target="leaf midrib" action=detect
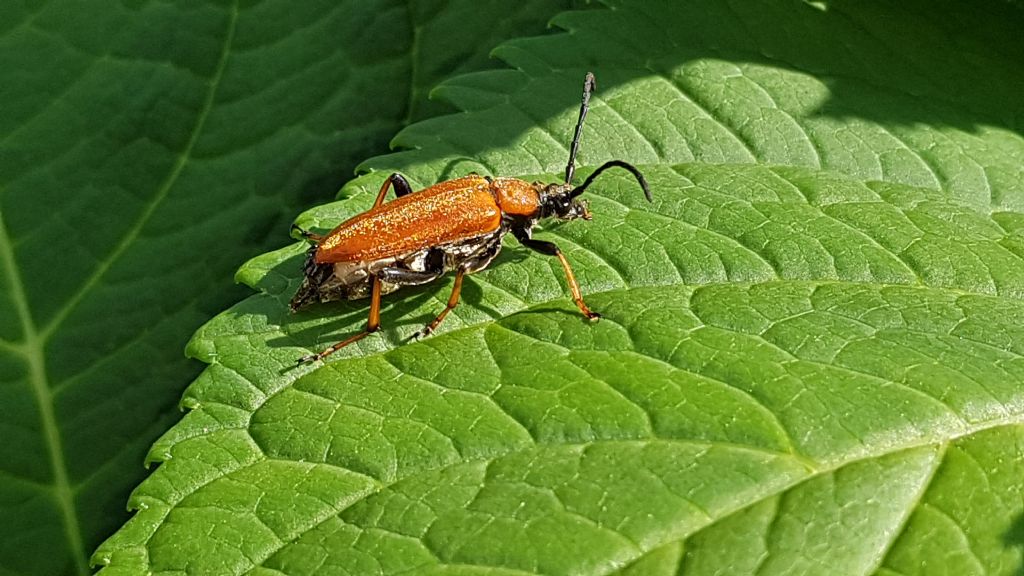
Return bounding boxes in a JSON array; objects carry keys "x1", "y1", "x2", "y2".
[
  {"x1": 0, "y1": 209, "x2": 87, "y2": 574},
  {"x1": 38, "y1": 0, "x2": 240, "y2": 343}
]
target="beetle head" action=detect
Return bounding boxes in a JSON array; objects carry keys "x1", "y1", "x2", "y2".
[{"x1": 539, "y1": 182, "x2": 592, "y2": 221}]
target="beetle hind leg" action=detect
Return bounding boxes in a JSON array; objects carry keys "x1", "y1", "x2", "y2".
[
  {"x1": 291, "y1": 224, "x2": 324, "y2": 244},
  {"x1": 372, "y1": 172, "x2": 414, "y2": 208},
  {"x1": 297, "y1": 276, "x2": 384, "y2": 364}
]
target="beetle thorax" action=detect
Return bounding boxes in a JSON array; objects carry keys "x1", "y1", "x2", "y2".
[{"x1": 491, "y1": 177, "x2": 542, "y2": 219}]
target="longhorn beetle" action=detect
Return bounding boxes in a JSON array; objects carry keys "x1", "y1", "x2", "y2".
[{"x1": 291, "y1": 72, "x2": 651, "y2": 363}]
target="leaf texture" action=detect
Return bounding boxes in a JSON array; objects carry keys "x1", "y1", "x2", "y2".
[
  {"x1": 0, "y1": 1, "x2": 572, "y2": 574},
  {"x1": 95, "y1": 0, "x2": 1024, "y2": 574}
]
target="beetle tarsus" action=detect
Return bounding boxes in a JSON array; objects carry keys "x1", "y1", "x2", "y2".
[
  {"x1": 298, "y1": 325, "x2": 378, "y2": 364},
  {"x1": 576, "y1": 301, "x2": 601, "y2": 321},
  {"x1": 291, "y1": 224, "x2": 323, "y2": 243}
]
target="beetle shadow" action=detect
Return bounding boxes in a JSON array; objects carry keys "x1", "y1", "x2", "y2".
[
  {"x1": 268, "y1": 294, "x2": 444, "y2": 374},
  {"x1": 455, "y1": 249, "x2": 531, "y2": 316},
  {"x1": 515, "y1": 304, "x2": 594, "y2": 324},
  {"x1": 253, "y1": 250, "x2": 442, "y2": 367},
  {"x1": 454, "y1": 274, "x2": 501, "y2": 320},
  {"x1": 257, "y1": 239, "x2": 557, "y2": 370}
]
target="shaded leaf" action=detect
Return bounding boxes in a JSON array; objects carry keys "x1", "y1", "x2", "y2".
[{"x1": 0, "y1": 1, "x2": 572, "y2": 574}]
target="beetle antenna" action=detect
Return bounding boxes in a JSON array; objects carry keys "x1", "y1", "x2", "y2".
[
  {"x1": 570, "y1": 160, "x2": 652, "y2": 203},
  {"x1": 565, "y1": 72, "x2": 596, "y2": 184}
]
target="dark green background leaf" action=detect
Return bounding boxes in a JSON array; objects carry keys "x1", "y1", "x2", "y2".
[
  {"x1": 0, "y1": 1, "x2": 573, "y2": 574},
  {"x1": 94, "y1": 0, "x2": 1024, "y2": 573}
]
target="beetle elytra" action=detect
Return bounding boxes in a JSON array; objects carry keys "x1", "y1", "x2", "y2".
[{"x1": 291, "y1": 72, "x2": 651, "y2": 363}]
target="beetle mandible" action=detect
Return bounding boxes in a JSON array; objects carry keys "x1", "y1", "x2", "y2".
[{"x1": 291, "y1": 72, "x2": 651, "y2": 363}]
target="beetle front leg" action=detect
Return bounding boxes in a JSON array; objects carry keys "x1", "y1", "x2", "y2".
[
  {"x1": 516, "y1": 234, "x2": 600, "y2": 320},
  {"x1": 372, "y1": 173, "x2": 414, "y2": 208},
  {"x1": 297, "y1": 276, "x2": 383, "y2": 364}
]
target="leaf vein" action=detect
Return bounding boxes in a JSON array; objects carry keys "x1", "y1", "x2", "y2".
[{"x1": 39, "y1": 0, "x2": 241, "y2": 343}]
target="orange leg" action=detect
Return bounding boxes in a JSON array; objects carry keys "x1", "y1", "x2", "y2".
[
  {"x1": 553, "y1": 250, "x2": 600, "y2": 320},
  {"x1": 517, "y1": 236, "x2": 600, "y2": 320},
  {"x1": 298, "y1": 276, "x2": 383, "y2": 364},
  {"x1": 415, "y1": 268, "x2": 466, "y2": 338}
]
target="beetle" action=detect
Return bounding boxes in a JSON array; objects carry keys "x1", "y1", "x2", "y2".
[{"x1": 291, "y1": 72, "x2": 651, "y2": 363}]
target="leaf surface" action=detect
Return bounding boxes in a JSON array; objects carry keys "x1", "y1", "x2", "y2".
[
  {"x1": 96, "y1": 0, "x2": 1024, "y2": 574},
  {"x1": 0, "y1": 1, "x2": 571, "y2": 574}
]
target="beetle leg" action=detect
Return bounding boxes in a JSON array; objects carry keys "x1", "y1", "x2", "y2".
[
  {"x1": 391, "y1": 174, "x2": 413, "y2": 197},
  {"x1": 415, "y1": 268, "x2": 466, "y2": 339},
  {"x1": 372, "y1": 173, "x2": 414, "y2": 208},
  {"x1": 517, "y1": 235, "x2": 600, "y2": 320},
  {"x1": 291, "y1": 224, "x2": 323, "y2": 244},
  {"x1": 297, "y1": 276, "x2": 383, "y2": 364}
]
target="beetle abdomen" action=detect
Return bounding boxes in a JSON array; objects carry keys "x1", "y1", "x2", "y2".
[
  {"x1": 316, "y1": 176, "x2": 501, "y2": 263},
  {"x1": 291, "y1": 228, "x2": 503, "y2": 310}
]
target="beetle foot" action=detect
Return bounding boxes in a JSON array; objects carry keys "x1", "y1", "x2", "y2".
[
  {"x1": 586, "y1": 311, "x2": 602, "y2": 322},
  {"x1": 296, "y1": 353, "x2": 320, "y2": 365},
  {"x1": 291, "y1": 224, "x2": 323, "y2": 244},
  {"x1": 412, "y1": 326, "x2": 434, "y2": 341}
]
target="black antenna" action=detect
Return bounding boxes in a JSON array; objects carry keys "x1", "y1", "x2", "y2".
[
  {"x1": 565, "y1": 72, "x2": 596, "y2": 184},
  {"x1": 570, "y1": 160, "x2": 652, "y2": 203}
]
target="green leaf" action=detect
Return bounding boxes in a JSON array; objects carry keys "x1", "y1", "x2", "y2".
[
  {"x1": 0, "y1": 1, "x2": 572, "y2": 574},
  {"x1": 98, "y1": 0, "x2": 1024, "y2": 574}
]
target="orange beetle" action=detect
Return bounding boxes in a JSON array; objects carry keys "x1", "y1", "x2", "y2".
[{"x1": 291, "y1": 73, "x2": 651, "y2": 363}]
